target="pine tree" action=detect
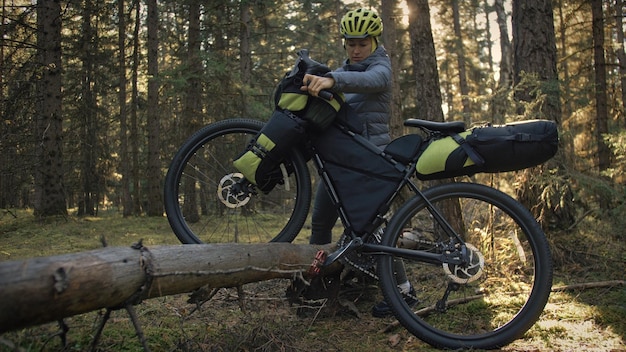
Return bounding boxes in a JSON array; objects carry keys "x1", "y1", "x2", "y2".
[
  {"x1": 34, "y1": 0, "x2": 66, "y2": 217},
  {"x1": 145, "y1": 0, "x2": 161, "y2": 216}
]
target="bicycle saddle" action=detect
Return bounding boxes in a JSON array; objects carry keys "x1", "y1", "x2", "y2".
[{"x1": 404, "y1": 119, "x2": 466, "y2": 134}]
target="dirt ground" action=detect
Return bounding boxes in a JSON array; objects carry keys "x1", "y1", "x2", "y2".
[{"x1": 2, "y1": 275, "x2": 623, "y2": 352}]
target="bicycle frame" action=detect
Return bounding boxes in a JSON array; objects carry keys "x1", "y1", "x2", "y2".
[{"x1": 308, "y1": 122, "x2": 471, "y2": 269}]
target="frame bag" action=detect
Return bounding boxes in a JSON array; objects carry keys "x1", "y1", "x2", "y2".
[
  {"x1": 311, "y1": 108, "x2": 408, "y2": 234},
  {"x1": 415, "y1": 119, "x2": 558, "y2": 180}
]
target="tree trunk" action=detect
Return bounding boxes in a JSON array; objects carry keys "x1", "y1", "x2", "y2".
[
  {"x1": 615, "y1": 0, "x2": 626, "y2": 126},
  {"x1": 33, "y1": 0, "x2": 66, "y2": 218},
  {"x1": 452, "y1": 0, "x2": 471, "y2": 125},
  {"x1": 591, "y1": 0, "x2": 610, "y2": 175},
  {"x1": 239, "y1": 1, "x2": 252, "y2": 116},
  {"x1": 556, "y1": 0, "x2": 572, "y2": 120},
  {"x1": 494, "y1": 0, "x2": 512, "y2": 88},
  {"x1": 493, "y1": 0, "x2": 512, "y2": 124},
  {"x1": 0, "y1": 243, "x2": 333, "y2": 334},
  {"x1": 146, "y1": 0, "x2": 162, "y2": 216},
  {"x1": 407, "y1": 0, "x2": 444, "y2": 123},
  {"x1": 381, "y1": 0, "x2": 404, "y2": 138},
  {"x1": 512, "y1": 0, "x2": 576, "y2": 229},
  {"x1": 179, "y1": 1, "x2": 203, "y2": 223},
  {"x1": 512, "y1": 0, "x2": 561, "y2": 122},
  {"x1": 131, "y1": 0, "x2": 141, "y2": 215},
  {"x1": 118, "y1": 0, "x2": 132, "y2": 217},
  {"x1": 78, "y1": 0, "x2": 97, "y2": 217},
  {"x1": 482, "y1": 0, "x2": 494, "y2": 75},
  {"x1": 407, "y1": 0, "x2": 464, "y2": 230},
  {"x1": 0, "y1": 0, "x2": 10, "y2": 209}
]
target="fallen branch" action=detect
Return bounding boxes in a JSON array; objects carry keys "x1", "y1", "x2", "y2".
[
  {"x1": 0, "y1": 242, "x2": 333, "y2": 333},
  {"x1": 551, "y1": 280, "x2": 625, "y2": 292},
  {"x1": 1, "y1": 208, "x2": 17, "y2": 219},
  {"x1": 566, "y1": 209, "x2": 594, "y2": 231}
]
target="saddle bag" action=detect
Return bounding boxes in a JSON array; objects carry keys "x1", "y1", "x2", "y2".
[
  {"x1": 415, "y1": 119, "x2": 558, "y2": 180},
  {"x1": 232, "y1": 110, "x2": 308, "y2": 192}
]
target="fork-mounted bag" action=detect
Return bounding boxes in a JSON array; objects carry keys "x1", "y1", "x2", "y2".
[{"x1": 232, "y1": 110, "x2": 308, "y2": 192}]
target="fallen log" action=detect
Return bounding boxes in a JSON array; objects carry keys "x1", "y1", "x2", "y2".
[{"x1": 0, "y1": 242, "x2": 333, "y2": 333}]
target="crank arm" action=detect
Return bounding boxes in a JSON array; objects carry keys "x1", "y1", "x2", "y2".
[{"x1": 323, "y1": 237, "x2": 363, "y2": 266}]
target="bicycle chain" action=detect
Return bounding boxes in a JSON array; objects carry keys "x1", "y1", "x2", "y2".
[
  {"x1": 337, "y1": 233, "x2": 380, "y2": 281},
  {"x1": 341, "y1": 255, "x2": 379, "y2": 280}
]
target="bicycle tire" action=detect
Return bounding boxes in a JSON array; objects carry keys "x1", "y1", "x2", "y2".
[
  {"x1": 163, "y1": 118, "x2": 312, "y2": 244},
  {"x1": 378, "y1": 182, "x2": 552, "y2": 349}
]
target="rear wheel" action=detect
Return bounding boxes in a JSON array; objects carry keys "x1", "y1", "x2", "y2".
[
  {"x1": 164, "y1": 118, "x2": 312, "y2": 244},
  {"x1": 378, "y1": 182, "x2": 552, "y2": 349}
]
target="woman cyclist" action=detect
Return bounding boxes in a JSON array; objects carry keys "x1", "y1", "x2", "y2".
[{"x1": 301, "y1": 8, "x2": 415, "y2": 317}]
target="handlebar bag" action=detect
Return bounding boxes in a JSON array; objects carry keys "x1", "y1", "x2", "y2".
[
  {"x1": 233, "y1": 110, "x2": 308, "y2": 193},
  {"x1": 415, "y1": 119, "x2": 558, "y2": 180},
  {"x1": 274, "y1": 51, "x2": 345, "y2": 130}
]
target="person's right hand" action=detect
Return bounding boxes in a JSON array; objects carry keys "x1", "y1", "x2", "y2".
[{"x1": 300, "y1": 74, "x2": 335, "y2": 97}]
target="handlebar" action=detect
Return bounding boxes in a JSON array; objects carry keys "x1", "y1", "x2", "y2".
[
  {"x1": 318, "y1": 90, "x2": 334, "y2": 101},
  {"x1": 295, "y1": 49, "x2": 335, "y2": 102}
]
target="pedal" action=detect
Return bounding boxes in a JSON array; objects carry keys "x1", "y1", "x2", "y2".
[{"x1": 308, "y1": 250, "x2": 327, "y2": 277}]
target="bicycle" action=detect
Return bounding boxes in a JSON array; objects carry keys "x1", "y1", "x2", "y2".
[{"x1": 163, "y1": 51, "x2": 554, "y2": 349}]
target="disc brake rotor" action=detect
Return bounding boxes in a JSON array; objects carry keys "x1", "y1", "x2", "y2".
[
  {"x1": 443, "y1": 243, "x2": 485, "y2": 284},
  {"x1": 217, "y1": 173, "x2": 251, "y2": 208}
]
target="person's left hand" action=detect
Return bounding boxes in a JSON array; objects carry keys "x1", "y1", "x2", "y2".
[{"x1": 301, "y1": 74, "x2": 335, "y2": 97}]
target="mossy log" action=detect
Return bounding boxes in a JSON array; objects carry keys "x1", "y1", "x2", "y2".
[{"x1": 0, "y1": 242, "x2": 333, "y2": 333}]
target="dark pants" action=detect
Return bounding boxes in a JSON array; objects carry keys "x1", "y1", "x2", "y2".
[{"x1": 309, "y1": 183, "x2": 337, "y2": 245}]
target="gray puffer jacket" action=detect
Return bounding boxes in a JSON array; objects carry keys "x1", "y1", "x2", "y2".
[{"x1": 326, "y1": 46, "x2": 392, "y2": 147}]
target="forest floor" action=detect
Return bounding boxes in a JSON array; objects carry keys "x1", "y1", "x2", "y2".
[{"x1": 0, "y1": 209, "x2": 625, "y2": 351}]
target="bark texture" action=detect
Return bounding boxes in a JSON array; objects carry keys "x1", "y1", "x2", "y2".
[{"x1": 0, "y1": 243, "x2": 332, "y2": 333}]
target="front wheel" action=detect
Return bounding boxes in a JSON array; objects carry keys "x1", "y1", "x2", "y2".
[
  {"x1": 378, "y1": 182, "x2": 553, "y2": 349},
  {"x1": 163, "y1": 118, "x2": 312, "y2": 244}
]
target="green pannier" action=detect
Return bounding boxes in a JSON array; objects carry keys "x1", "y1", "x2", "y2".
[
  {"x1": 232, "y1": 110, "x2": 308, "y2": 192},
  {"x1": 415, "y1": 119, "x2": 558, "y2": 180}
]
